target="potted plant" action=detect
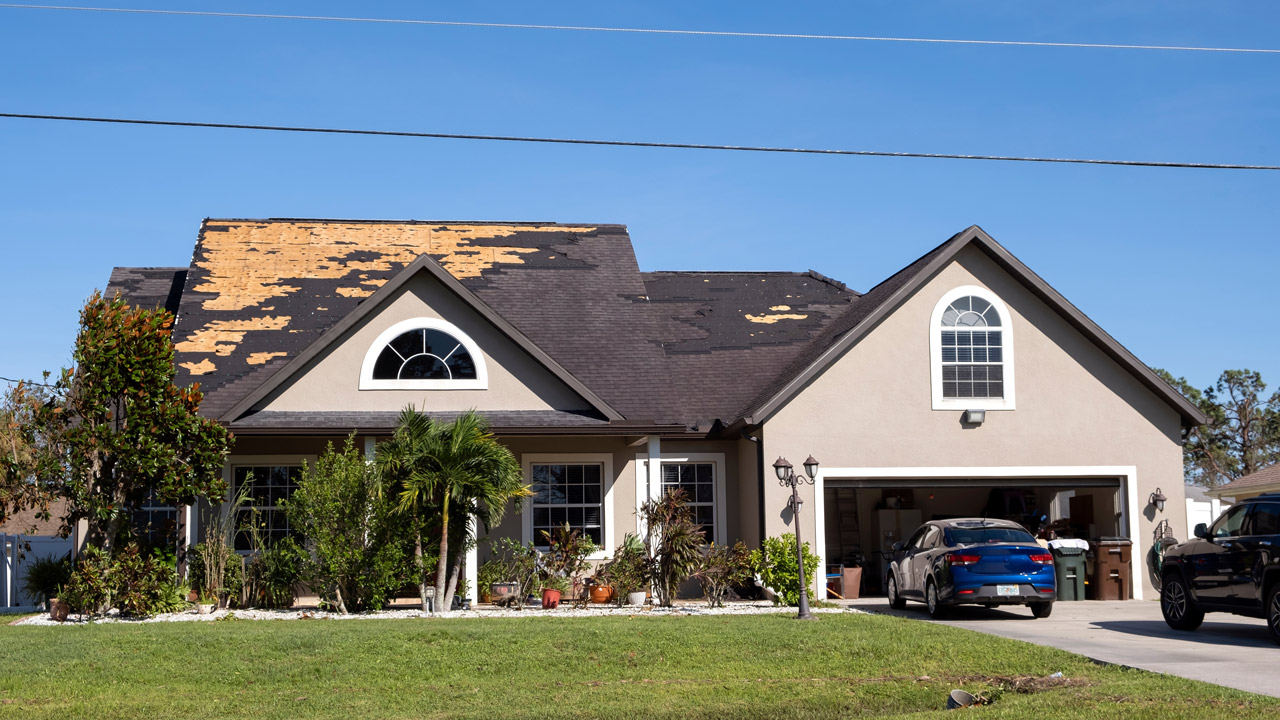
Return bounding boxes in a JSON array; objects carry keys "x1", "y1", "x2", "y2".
[
  {"x1": 48, "y1": 596, "x2": 71, "y2": 623},
  {"x1": 588, "y1": 578, "x2": 614, "y2": 604},
  {"x1": 197, "y1": 591, "x2": 218, "y2": 615},
  {"x1": 539, "y1": 523, "x2": 597, "y2": 607},
  {"x1": 541, "y1": 575, "x2": 569, "y2": 610},
  {"x1": 477, "y1": 560, "x2": 502, "y2": 604},
  {"x1": 603, "y1": 534, "x2": 652, "y2": 607}
]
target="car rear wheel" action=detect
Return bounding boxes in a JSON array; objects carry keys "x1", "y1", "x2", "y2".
[
  {"x1": 887, "y1": 573, "x2": 906, "y2": 610},
  {"x1": 1267, "y1": 584, "x2": 1280, "y2": 646},
  {"x1": 925, "y1": 581, "x2": 947, "y2": 619},
  {"x1": 1030, "y1": 602, "x2": 1053, "y2": 619},
  {"x1": 1161, "y1": 573, "x2": 1204, "y2": 631}
]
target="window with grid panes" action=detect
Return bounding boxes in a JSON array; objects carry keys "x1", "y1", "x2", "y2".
[
  {"x1": 130, "y1": 486, "x2": 178, "y2": 547},
  {"x1": 939, "y1": 295, "x2": 1004, "y2": 399},
  {"x1": 531, "y1": 463, "x2": 603, "y2": 546},
  {"x1": 660, "y1": 462, "x2": 716, "y2": 543},
  {"x1": 232, "y1": 465, "x2": 301, "y2": 551}
]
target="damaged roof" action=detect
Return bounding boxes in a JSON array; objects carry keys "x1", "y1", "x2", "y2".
[{"x1": 104, "y1": 220, "x2": 1204, "y2": 433}]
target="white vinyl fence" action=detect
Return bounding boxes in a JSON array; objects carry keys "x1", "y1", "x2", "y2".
[{"x1": 1, "y1": 534, "x2": 74, "y2": 611}]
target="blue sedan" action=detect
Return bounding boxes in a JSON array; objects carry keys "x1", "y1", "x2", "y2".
[{"x1": 887, "y1": 518, "x2": 1056, "y2": 619}]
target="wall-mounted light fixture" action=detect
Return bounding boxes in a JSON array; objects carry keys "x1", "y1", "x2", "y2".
[
  {"x1": 1148, "y1": 487, "x2": 1167, "y2": 513},
  {"x1": 962, "y1": 409, "x2": 986, "y2": 425}
]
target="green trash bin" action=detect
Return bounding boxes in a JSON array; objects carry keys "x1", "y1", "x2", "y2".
[{"x1": 1050, "y1": 545, "x2": 1087, "y2": 601}]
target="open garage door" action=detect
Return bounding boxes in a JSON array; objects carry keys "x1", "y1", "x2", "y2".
[{"x1": 820, "y1": 473, "x2": 1131, "y2": 599}]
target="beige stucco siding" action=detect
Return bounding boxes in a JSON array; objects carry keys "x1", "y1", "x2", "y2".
[
  {"x1": 762, "y1": 245, "x2": 1186, "y2": 599},
  {"x1": 257, "y1": 272, "x2": 593, "y2": 413}
]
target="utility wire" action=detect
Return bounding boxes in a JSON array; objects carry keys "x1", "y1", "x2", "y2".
[
  {"x1": 3, "y1": 112, "x2": 1279, "y2": 171},
  {"x1": 3, "y1": 4, "x2": 1279, "y2": 55},
  {"x1": 0, "y1": 375, "x2": 58, "y2": 388}
]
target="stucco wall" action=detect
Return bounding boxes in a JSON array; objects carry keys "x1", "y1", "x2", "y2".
[
  {"x1": 258, "y1": 272, "x2": 593, "y2": 414},
  {"x1": 762, "y1": 245, "x2": 1186, "y2": 599}
]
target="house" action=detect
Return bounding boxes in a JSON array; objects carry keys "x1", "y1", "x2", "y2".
[
  {"x1": 102, "y1": 220, "x2": 1205, "y2": 601},
  {"x1": 1207, "y1": 465, "x2": 1280, "y2": 503}
]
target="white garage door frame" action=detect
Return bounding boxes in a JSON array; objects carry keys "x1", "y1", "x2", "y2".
[{"x1": 814, "y1": 465, "x2": 1141, "y2": 600}]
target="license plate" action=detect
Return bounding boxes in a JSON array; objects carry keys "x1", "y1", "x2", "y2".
[{"x1": 996, "y1": 584, "x2": 1020, "y2": 596}]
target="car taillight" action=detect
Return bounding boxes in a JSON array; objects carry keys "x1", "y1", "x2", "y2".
[
  {"x1": 948, "y1": 553, "x2": 981, "y2": 566},
  {"x1": 1029, "y1": 553, "x2": 1053, "y2": 565}
]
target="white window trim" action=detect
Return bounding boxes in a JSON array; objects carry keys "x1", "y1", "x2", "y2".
[
  {"x1": 522, "y1": 453, "x2": 614, "y2": 561},
  {"x1": 813, "y1": 465, "x2": 1140, "y2": 600},
  {"x1": 634, "y1": 452, "x2": 728, "y2": 546},
  {"x1": 929, "y1": 285, "x2": 1016, "y2": 411},
  {"x1": 359, "y1": 317, "x2": 489, "y2": 390}
]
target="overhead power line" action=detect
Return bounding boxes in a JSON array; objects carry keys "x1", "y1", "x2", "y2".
[
  {"x1": 3, "y1": 112, "x2": 1278, "y2": 171},
  {"x1": 3, "y1": 4, "x2": 1279, "y2": 55}
]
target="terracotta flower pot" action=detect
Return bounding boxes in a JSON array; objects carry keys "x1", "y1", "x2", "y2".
[
  {"x1": 541, "y1": 588, "x2": 561, "y2": 609},
  {"x1": 187, "y1": 590, "x2": 200, "y2": 603},
  {"x1": 589, "y1": 584, "x2": 614, "y2": 604},
  {"x1": 49, "y1": 598, "x2": 70, "y2": 623}
]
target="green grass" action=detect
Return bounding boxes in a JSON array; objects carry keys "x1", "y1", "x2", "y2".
[{"x1": 0, "y1": 612, "x2": 1274, "y2": 719}]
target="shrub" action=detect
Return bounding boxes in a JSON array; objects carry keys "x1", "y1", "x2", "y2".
[
  {"x1": 493, "y1": 538, "x2": 540, "y2": 609},
  {"x1": 286, "y1": 436, "x2": 412, "y2": 613},
  {"x1": 477, "y1": 558, "x2": 503, "y2": 597},
  {"x1": 694, "y1": 542, "x2": 753, "y2": 608},
  {"x1": 540, "y1": 522, "x2": 597, "y2": 599},
  {"x1": 602, "y1": 533, "x2": 651, "y2": 607},
  {"x1": 750, "y1": 534, "x2": 821, "y2": 607},
  {"x1": 58, "y1": 546, "x2": 114, "y2": 615},
  {"x1": 22, "y1": 553, "x2": 71, "y2": 608},
  {"x1": 58, "y1": 544, "x2": 181, "y2": 617},
  {"x1": 640, "y1": 490, "x2": 703, "y2": 606},
  {"x1": 245, "y1": 537, "x2": 306, "y2": 609},
  {"x1": 188, "y1": 542, "x2": 244, "y2": 605}
]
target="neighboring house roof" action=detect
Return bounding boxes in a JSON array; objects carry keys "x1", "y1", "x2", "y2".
[
  {"x1": 104, "y1": 221, "x2": 1206, "y2": 433},
  {"x1": 737, "y1": 226, "x2": 1209, "y2": 428},
  {"x1": 1207, "y1": 464, "x2": 1280, "y2": 498}
]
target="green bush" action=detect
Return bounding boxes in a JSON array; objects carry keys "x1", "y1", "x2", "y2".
[
  {"x1": 477, "y1": 559, "x2": 503, "y2": 597},
  {"x1": 286, "y1": 436, "x2": 412, "y2": 613},
  {"x1": 58, "y1": 544, "x2": 182, "y2": 617},
  {"x1": 750, "y1": 534, "x2": 821, "y2": 607},
  {"x1": 22, "y1": 553, "x2": 71, "y2": 608},
  {"x1": 245, "y1": 537, "x2": 306, "y2": 609},
  {"x1": 695, "y1": 541, "x2": 753, "y2": 608},
  {"x1": 603, "y1": 533, "x2": 651, "y2": 607},
  {"x1": 187, "y1": 542, "x2": 244, "y2": 605}
]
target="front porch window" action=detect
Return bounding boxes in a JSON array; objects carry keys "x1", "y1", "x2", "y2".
[
  {"x1": 232, "y1": 465, "x2": 301, "y2": 550},
  {"x1": 661, "y1": 462, "x2": 716, "y2": 542},
  {"x1": 530, "y1": 463, "x2": 603, "y2": 546}
]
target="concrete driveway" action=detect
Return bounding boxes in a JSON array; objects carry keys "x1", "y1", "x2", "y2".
[{"x1": 845, "y1": 597, "x2": 1279, "y2": 698}]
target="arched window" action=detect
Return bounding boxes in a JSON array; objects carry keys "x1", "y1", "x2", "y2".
[
  {"x1": 930, "y1": 286, "x2": 1015, "y2": 410},
  {"x1": 360, "y1": 318, "x2": 488, "y2": 390}
]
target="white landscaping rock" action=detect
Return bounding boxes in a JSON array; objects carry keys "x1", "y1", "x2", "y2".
[{"x1": 16, "y1": 600, "x2": 860, "y2": 626}]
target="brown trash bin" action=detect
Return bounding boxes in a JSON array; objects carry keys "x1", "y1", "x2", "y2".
[{"x1": 1090, "y1": 537, "x2": 1132, "y2": 600}]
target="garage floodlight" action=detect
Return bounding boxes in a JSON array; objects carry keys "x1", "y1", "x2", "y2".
[{"x1": 962, "y1": 409, "x2": 986, "y2": 425}]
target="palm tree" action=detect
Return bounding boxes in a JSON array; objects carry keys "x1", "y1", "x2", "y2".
[{"x1": 376, "y1": 407, "x2": 527, "y2": 612}]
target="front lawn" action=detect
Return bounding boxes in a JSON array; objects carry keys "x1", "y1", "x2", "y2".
[{"x1": 0, "y1": 612, "x2": 1273, "y2": 719}]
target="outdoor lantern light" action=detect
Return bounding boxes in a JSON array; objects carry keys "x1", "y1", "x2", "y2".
[
  {"x1": 803, "y1": 455, "x2": 820, "y2": 480},
  {"x1": 773, "y1": 456, "x2": 793, "y2": 482},
  {"x1": 962, "y1": 409, "x2": 986, "y2": 425},
  {"x1": 774, "y1": 455, "x2": 818, "y2": 621},
  {"x1": 1149, "y1": 488, "x2": 1167, "y2": 513}
]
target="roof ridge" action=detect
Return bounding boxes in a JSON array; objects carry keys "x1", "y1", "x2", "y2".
[{"x1": 202, "y1": 217, "x2": 626, "y2": 227}]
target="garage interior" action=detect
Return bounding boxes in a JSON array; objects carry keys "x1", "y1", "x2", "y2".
[{"x1": 823, "y1": 478, "x2": 1124, "y2": 598}]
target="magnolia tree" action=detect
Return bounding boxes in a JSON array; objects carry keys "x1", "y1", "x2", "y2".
[{"x1": 1, "y1": 292, "x2": 230, "y2": 553}]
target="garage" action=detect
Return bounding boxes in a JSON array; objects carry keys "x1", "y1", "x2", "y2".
[{"x1": 816, "y1": 468, "x2": 1139, "y2": 600}]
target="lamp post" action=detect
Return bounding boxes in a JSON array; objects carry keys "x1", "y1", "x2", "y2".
[{"x1": 773, "y1": 455, "x2": 819, "y2": 621}]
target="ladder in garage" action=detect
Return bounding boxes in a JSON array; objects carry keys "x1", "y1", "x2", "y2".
[{"x1": 828, "y1": 488, "x2": 861, "y2": 562}]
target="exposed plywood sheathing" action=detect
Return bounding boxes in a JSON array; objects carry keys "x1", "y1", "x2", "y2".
[
  {"x1": 175, "y1": 316, "x2": 292, "y2": 356},
  {"x1": 180, "y1": 358, "x2": 216, "y2": 375},
  {"x1": 247, "y1": 352, "x2": 288, "y2": 365},
  {"x1": 745, "y1": 313, "x2": 809, "y2": 324},
  {"x1": 769, "y1": 305, "x2": 792, "y2": 311},
  {"x1": 193, "y1": 223, "x2": 596, "y2": 312}
]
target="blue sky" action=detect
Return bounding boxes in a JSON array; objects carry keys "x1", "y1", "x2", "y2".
[{"x1": 1, "y1": 1, "x2": 1277, "y2": 394}]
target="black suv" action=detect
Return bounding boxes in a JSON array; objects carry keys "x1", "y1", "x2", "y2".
[{"x1": 1159, "y1": 493, "x2": 1280, "y2": 644}]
